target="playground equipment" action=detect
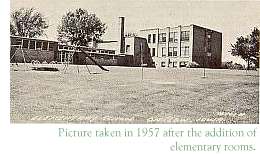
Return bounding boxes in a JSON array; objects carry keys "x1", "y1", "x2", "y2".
[
  {"x1": 10, "y1": 36, "x2": 109, "y2": 73},
  {"x1": 61, "y1": 46, "x2": 109, "y2": 74}
]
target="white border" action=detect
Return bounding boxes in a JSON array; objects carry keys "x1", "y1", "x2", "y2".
[{"x1": 1, "y1": 1, "x2": 259, "y2": 155}]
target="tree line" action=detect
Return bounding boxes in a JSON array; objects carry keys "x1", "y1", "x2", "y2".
[{"x1": 10, "y1": 7, "x2": 106, "y2": 47}]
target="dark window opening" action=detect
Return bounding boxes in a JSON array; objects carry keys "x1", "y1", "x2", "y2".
[
  {"x1": 58, "y1": 45, "x2": 63, "y2": 49},
  {"x1": 169, "y1": 32, "x2": 174, "y2": 42},
  {"x1": 42, "y1": 42, "x2": 48, "y2": 50},
  {"x1": 168, "y1": 47, "x2": 173, "y2": 56},
  {"x1": 49, "y1": 42, "x2": 54, "y2": 51},
  {"x1": 11, "y1": 38, "x2": 22, "y2": 46},
  {"x1": 152, "y1": 48, "x2": 155, "y2": 57},
  {"x1": 180, "y1": 46, "x2": 189, "y2": 57},
  {"x1": 148, "y1": 34, "x2": 151, "y2": 43},
  {"x1": 109, "y1": 51, "x2": 115, "y2": 54},
  {"x1": 162, "y1": 47, "x2": 166, "y2": 57},
  {"x1": 152, "y1": 34, "x2": 156, "y2": 43},
  {"x1": 181, "y1": 31, "x2": 190, "y2": 41},
  {"x1": 36, "y1": 41, "x2": 42, "y2": 49},
  {"x1": 29, "y1": 40, "x2": 36, "y2": 49},
  {"x1": 174, "y1": 32, "x2": 178, "y2": 43},
  {"x1": 173, "y1": 47, "x2": 177, "y2": 56},
  {"x1": 126, "y1": 45, "x2": 130, "y2": 53},
  {"x1": 22, "y1": 39, "x2": 29, "y2": 49},
  {"x1": 161, "y1": 62, "x2": 166, "y2": 67},
  {"x1": 159, "y1": 33, "x2": 166, "y2": 42}
]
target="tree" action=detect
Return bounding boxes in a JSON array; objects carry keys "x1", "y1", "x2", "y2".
[
  {"x1": 231, "y1": 27, "x2": 259, "y2": 69},
  {"x1": 57, "y1": 8, "x2": 106, "y2": 46},
  {"x1": 10, "y1": 8, "x2": 49, "y2": 38},
  {"x1": 10, "y1": 23, "x2": 16, "y2": 36}
]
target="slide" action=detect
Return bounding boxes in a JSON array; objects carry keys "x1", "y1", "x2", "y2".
[{"x1": 79, "y1": 48, "x2": 109, "y2": 72}]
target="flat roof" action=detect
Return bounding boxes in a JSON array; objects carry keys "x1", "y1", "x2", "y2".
[
  {"x1": 140, "y1": 24, "x2": 221, "y2": 33},
  {"x1": 10, "y1": 35, "x2": 58, "y2": 43},
  {"x1": 140, "y1": 24, "x2": 192, "y2": 31}
]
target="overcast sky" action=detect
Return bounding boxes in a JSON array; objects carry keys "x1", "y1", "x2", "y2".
[{"x1": 11, "y1": 0, "x2": 260, "y2": 64}]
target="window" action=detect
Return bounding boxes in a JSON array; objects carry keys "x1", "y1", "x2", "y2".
[
  {"x1": 22, "y1": 39, "x2": 29, "y2": 49},
  {"x1": 49, "y1": 42, "x2": 54, "y2": 51},
  {"x1": 109, "y1": 51, "x2": 115, "y2": 54},
  {"x1": 36, "y1": 41, "x2": 42, "y2": 49},
  {"x1": 180, "y1": 46, "x2": 189, "y2": 57},
  {"x1": 126, "y1": 45, "x2": 130, "y2": 53},
  {"x1": 58, "y1": 45, "x2": 63, "y2": 50},
  {"x1": 152, "y1": 34, "x2": 156, "y2": 43},
  {"x1": 174, "y1": 32, "x2": 178, "y2": 42},
  {"x1": 173, "y1": 47, "x2": 178, "y2": 56},
  {"x1": 181, "y1": 31, "x2": 190, "y2": 41},
  {"x1": 162, "y1": 47, "x2": 166, "y2": 57},
  {"x1": 148, "y1": 34, "x2": 151, "y2": 43},
  {"x1": 173, "y1": 62, "x2": 178, "y2": 68},
  {"x1": 29, "y1": 40, "x2": 35, "y2": 50},
  {"x1": 152, "y1": 48, "x2": 155, "y2": 57},
  {"x1": 168, "y1": 59, "x2": 172, "y2": 67},
  {"x1": 61, "y1": 52, "x2": 65, "y2": 62},
  {"x1": 169, "y1": 32, "x2": 174, "y2": 42},
  {"x1": 42, "y1": 41, "x2": 48, "y2": 50},
  {"x1": 11, "y1": 38, "x2": 22, "y2": 46},
  {"x1": 159, "y1": 33, "x2": 166, "y2": 42},
  {"x1": 161, "y1": 61, "x2": 166, "y2": 67},
  {"x1": 168, "y1": 47, "x2": 173, "y2": 56}
]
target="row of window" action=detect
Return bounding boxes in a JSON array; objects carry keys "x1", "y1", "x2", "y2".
[
  {"x1": 149, "y1": 46, "x2": 189, "y2": 57},
  {"x1": 11, "y1": 37, "x2": 116, "y2": 55},
  {"x1": 147, "y1": 34, "x2": 157, "y2": 43},
  {"x1": 58, "y1": 45, "x2": 116, "y2": 55},
  {"x1": 11, "y1": 38, "x2": 56, "y2": 51},
  {"x1": 161, "y1": 61, "x2": 188, "y2": 67},
  {"x1": 147, "y1": 31, "x2": 190, "y2": 43}
]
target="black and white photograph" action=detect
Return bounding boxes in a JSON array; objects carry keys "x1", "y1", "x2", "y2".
[{"x1": 9, "y1": 0, "x2": 259, "y2": 124}]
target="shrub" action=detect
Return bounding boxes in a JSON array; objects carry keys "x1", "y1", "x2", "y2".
[{"x1": 186, "y1": 61, "x2": 200, "y2": 68}]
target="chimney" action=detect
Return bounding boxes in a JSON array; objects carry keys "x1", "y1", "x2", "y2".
[{"x1": 118, "y1": 17, "x2": 125, "y2": 54}]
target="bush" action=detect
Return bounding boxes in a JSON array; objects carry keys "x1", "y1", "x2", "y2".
[
  {"x1": 31, "y1": 60, "x2": 40, "y2": 65},
  {"x1": 186, "y1": 61, "x2": 200, "y2": 68},
  {"x1": 221, "y1": 61, "x2": 247, "y2": 70},
  {"x1": 50, "y1": 61, "x2": 57, "y2": 64}
]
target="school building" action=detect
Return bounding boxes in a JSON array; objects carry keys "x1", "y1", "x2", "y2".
[
  {"x1": 139, "y1": 24, "x2": 222, "y2": 68},
  {"x1": 10, "y1": 17, "x2": 222, "y2": 68}
]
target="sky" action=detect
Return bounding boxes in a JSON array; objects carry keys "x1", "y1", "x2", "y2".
[{"x1": 10, "y1": 0, "x2": 260, "y2": 64}]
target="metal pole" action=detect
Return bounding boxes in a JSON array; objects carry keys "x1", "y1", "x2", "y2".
[
  {"x1": 203, "y1": 61, "x2": 206, "y2": 77},
  {"x1": 141, "y1": 42, "x2": 143, "y2": 81},
  {"x1": 22, "y1": 49, "x2": 26, "y2": 71},
  {"x1": 141, "y1": 66, "x2": 143, "y2": 81},
  {"x1": 202, "y1": 29, "x2": 207, "y2": 78}
]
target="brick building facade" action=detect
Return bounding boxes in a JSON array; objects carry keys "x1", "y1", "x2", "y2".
[{"x1": 139, "y1": 24, "x2": 222, "y2": 68}]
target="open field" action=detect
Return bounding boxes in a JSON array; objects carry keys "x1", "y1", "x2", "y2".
[{"x1": 10, "y1": 64, "x2": 259, "y2": 123}]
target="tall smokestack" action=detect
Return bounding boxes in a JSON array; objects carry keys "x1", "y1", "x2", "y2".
[{"x1": 118, "y1": 17, "x2": 125, "y2": 54}]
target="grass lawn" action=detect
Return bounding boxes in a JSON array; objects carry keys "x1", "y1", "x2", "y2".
[{"x1": 10, "y1": 64, "x2": 259, "y2": 123}]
